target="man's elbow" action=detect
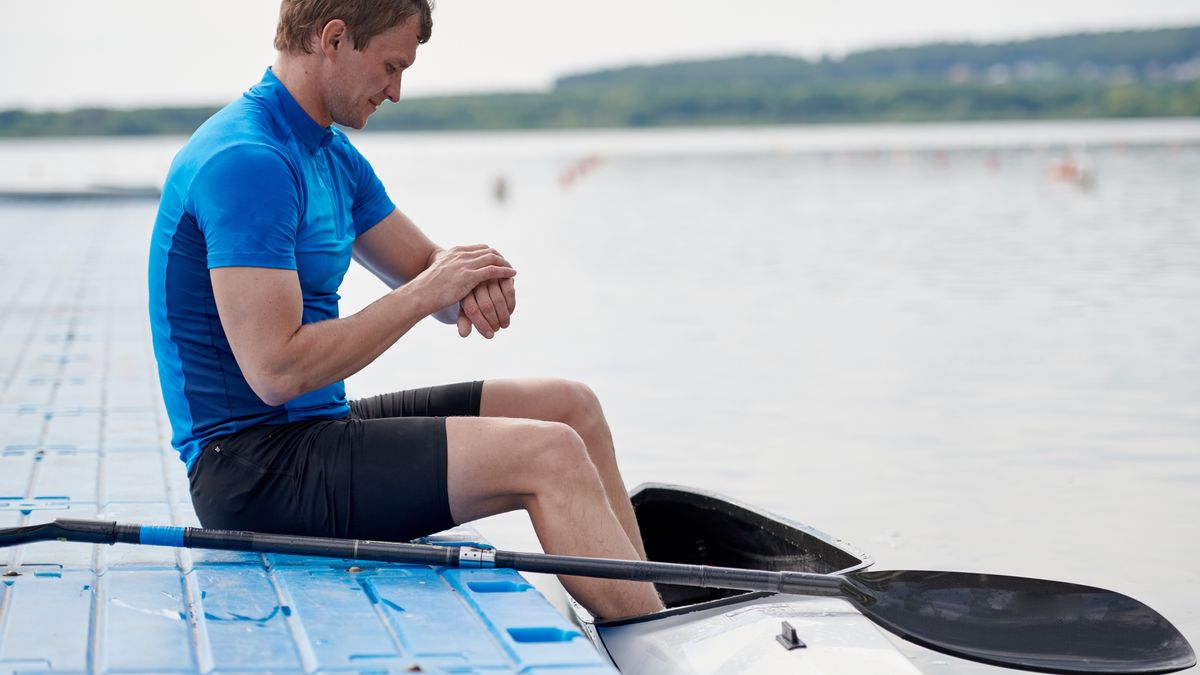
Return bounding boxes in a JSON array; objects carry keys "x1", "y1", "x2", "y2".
[
  {"x1": 247, "y1": 369, "x2": 300, "y2": 407},
  {"x1": 256, "y1": 389, "x2": 292, "y2": 408}
]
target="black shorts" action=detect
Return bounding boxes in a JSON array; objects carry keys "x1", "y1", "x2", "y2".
[{"x1": 188, "y1": 381, "x2": 483, "y2": 542}]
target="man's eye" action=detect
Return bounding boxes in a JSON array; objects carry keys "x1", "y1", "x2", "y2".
[{"x1": 386, "y1": 64, "x2": 396, "y2": 75}]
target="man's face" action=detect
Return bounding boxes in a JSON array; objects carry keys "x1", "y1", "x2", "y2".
[{"x1": 325, "y1": 16, "x2": 421, "y2": 129}]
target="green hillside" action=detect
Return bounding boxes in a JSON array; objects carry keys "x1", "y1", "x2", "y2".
[{"x1": 3, "y1": 25, "x2": 1198, "y2": 137}]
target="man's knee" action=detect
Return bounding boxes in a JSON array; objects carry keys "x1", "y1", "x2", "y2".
[
  {"x1": 523, "y1": 421, "x2": 603, "y2": 497},
  {"x1": 545, "y1": 379, "x2": 605, "y2": 429},
  {"x1": 555, "y1": 380, "x2": 620, "y2": 469},
  {"x1": 527, "y1": 420, "x2": 589, "y2": 473},
  {"x1": 567, "y1": 379, "x2": 603, "y2": 418}
]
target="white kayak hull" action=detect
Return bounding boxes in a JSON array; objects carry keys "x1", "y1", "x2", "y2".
[
  {"x1": 590, "y1": 593, "x2": 920, "y2": 674},
  {"x1": 569, "y1": 484, "x2": 921, "y2": 674}
]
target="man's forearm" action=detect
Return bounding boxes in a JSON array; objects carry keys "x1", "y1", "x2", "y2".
[
  {"x1": 254, "y1": 283, "x2": 433, "y2": 405},
  {"x1": 220, "y1": 244, "x2": 515, "y2": 406}
]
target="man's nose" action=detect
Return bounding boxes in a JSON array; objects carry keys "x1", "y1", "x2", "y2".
[{"x1": 385, "y1": 80, "x2": 401, "y2": 103}]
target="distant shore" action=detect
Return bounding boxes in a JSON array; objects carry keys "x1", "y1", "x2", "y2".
[{"x1": 2, "y1": 25, "x2": 1197, "y2": 139}]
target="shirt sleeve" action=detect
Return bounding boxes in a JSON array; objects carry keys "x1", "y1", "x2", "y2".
[
  {"x1": 344, "y1": 140, "x2": 396, "y2": 237},
  {"x1": 189, "y1": 143, "x2": 302, "y2": 270}
]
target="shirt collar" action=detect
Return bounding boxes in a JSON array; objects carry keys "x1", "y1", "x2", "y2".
[{"x1": 251, "y1": 67, "x2": 335, "y2": 151}]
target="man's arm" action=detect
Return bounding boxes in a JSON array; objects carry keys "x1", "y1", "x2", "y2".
[
  {"x1": 352, "y1": 208, "x2": 439, "y2": 290},
  {"x1": 211, "y1": 245, "x2": 515, "y2": 406},
  {"x1": 353, "y1": 209, "x2": 516, "y2": 338}
]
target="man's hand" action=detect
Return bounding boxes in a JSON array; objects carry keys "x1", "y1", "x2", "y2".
[
  {"x1": 411, "y1": 245, "x2": 516, "y2": 337},
  {"x1": 457, "y1": 277, "x2": 516, "y2": 338}
]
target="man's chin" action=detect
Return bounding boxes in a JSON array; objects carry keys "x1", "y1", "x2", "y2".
[{"x1": 332, "y1": 112, "x2": 369, "y2": 130}]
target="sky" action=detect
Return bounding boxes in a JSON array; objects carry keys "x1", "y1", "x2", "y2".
[{"x1": 3, "y1": 0, "x2": 1200, "y2": 111}]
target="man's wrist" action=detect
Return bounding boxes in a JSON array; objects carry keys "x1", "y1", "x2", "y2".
[
  {"x1": 390, "y1": 275, "x2": 433, "y2": 316},
  {"x1": 425, "y1": 246, "x2": 444, "y2": 269}
]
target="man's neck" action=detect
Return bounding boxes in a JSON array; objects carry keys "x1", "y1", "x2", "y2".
[{"x1": 271, "y1": 55, "x2": 333, "y2": 128}]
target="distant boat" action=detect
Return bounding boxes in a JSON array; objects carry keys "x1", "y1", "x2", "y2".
[
  {"x1": 1047, "y1": 152, "x2": 1097, "y2": 190},
  {"x1": 0, "y1": 184, "x2": 161, "y2": 202}
]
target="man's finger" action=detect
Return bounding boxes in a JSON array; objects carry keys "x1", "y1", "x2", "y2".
[
  {"x1": 461, "y1": 249, "x2": 511, "y2": 270},
  {"x1": 486, "y1": 281, "x2": 510, "y2": 328},
  {"x1": 473, "y1": 285, "x2": 502, "y2": 333},
  {"x1": 470, "y1": 266, "x2": 517, "y2": 283},
  {"x1": 457, "y1": 308, "x2": 472, "y2": 338},
  {"x1": 499, "y1": 277, "x2": 516, "y2": 314},
  {"x1": 451, "y1": 243, "x2": 491, "y2": 254},
  {"x1": 461, "y1": 291, "x2": 494, "y2": 339}
]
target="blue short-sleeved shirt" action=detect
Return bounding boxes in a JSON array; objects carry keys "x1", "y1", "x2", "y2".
[{"x1": 148, "y1": 68, "x2": 396, "y2": 472}]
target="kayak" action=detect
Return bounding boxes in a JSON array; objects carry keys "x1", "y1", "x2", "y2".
[{"x1": 568, "y1": 483, "x2": 922, "y2": 674}]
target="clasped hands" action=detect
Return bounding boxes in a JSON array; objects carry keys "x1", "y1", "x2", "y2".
[{"x1": 422, "y1": 244, "x2": 517, "y2": 339}]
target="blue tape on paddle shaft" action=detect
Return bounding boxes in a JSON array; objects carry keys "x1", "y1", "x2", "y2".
[{"x1": 139, "y1": 525, "x2": 185, "y2": 547}]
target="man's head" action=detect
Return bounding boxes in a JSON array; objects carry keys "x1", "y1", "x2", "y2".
[
  {"x1": 275, "y1": 0, "x2": 433, "y2": 54},
  {"x1": 274, "y1": 0, "x2": 434, "y2": 129}
]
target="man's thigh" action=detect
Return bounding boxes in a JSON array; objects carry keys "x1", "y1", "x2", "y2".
[
  {"x1": 444, "y1": 415, "x2": 583, "y2": 524},
  {"x1": 346, "y1": 379, "x2": 596, "y2": 524},
  {"x1": 478, "y1": 378, "x2": 592, "y2": 423}
]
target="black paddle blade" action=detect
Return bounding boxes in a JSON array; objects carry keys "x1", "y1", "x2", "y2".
[{"x1": 847, "y1": 570, "x2": 1195, "y2": 675}]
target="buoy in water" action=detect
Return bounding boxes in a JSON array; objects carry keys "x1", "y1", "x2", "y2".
[{"x1": 492, "y1": 176, "x2": 508, "y2": 204}]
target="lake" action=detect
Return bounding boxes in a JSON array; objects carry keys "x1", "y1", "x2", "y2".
[{"x1": 2, "y1": 118, "x2": 1198, "y2": 673}]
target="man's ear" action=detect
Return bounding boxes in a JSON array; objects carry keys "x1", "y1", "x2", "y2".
[{"x1": 318, "y1": 19, "x2": 350, "y2": 57}]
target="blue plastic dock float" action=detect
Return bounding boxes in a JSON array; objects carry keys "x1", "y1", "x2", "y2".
[{"x1": 0, "y1": 215, "x2": 614, "y2": 674}]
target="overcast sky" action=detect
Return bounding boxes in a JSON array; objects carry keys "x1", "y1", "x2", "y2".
[{"x1": 4, "y1": 0, "x2": 1199, "y2": 111}]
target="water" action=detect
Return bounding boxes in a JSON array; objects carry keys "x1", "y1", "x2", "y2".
[{"x1": 2, "y1": 119, "x2": 1198, "y2": 673}]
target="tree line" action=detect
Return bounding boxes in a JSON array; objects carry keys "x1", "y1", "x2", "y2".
[{"x1": 2, "y1": 25, "x2": 1197, "y2": 138}]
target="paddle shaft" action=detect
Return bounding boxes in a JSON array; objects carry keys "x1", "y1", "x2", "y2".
[
  {"x1": 500, "y1": 550, "x2": 846, "y2": 597},
  {"x1": 5, "y1": 519, "x2": 1192, "y2": 674},
  {"x1": 8, "y1": 519, "x2": 847, "y2": 597}
]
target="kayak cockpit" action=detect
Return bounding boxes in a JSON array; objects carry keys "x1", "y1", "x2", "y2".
[
  {"x1": 633, "y1": 483, "x2": 871, "y2": 610},
  {"x1": 576, "y1": 483, "x2": 871, "y2": 625}
]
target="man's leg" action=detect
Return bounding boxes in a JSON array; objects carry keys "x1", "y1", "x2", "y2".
[
  {"x1": 478, "y1": 379, "x2": 649, "y2": 560},
  {"x1": 445, "y1": 416, "x2": 663, "y2": 620}
]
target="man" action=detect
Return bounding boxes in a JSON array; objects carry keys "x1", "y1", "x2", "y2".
[{"x1": 147, "y1": 0, "x2": 663, "y2": 620}]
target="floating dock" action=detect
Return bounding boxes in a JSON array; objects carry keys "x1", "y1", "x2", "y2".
[{"x1": 0, "y1": 210, "x2": 612, "y2": 673}]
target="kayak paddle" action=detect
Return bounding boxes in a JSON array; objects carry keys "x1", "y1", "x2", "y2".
[{"x1": 1, "y1": 519, "x2": 1193, "y2": 675}]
